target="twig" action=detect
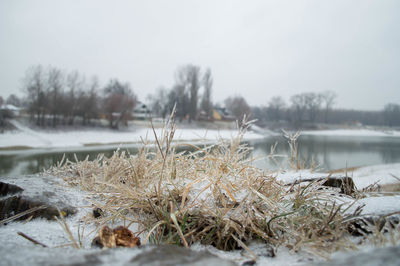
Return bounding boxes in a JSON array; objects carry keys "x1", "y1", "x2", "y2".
[
  {"x1": 0, "y1": 205, "x2": 47, "y2": 225},
  {"x1": 231, "y1": 234, "x2": 257, "y2": 261},
  {"x1": 390, "y1": 173, "x2": 400, "y2": 182},
  {"x1": 17, "y1": 231, "x2": 48, "y2": 247},
  {"x1": 54, "y1": 207, "x2": 80, "y2": 249}
]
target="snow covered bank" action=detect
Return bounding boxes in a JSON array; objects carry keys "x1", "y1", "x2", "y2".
[
  {"x1": 2, "y1": 166, "x2": 400, "y2": 265},
  {"x1": 0, "y1": 126, "x2": 265, "y2": 150},
  {"x1": 349, "y1": 163, "x2": 400, "y2": 189},
  {"x1": 275, "y1": 163, "x2": 400, "y2": 190},
  {"x1": 302, "y1": 129, "x2": 400, "y2": 138}
]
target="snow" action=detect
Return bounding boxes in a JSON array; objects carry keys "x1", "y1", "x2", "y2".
[
  {"x1": 349, "y1": 163, "x2": 400, "y2": 189},
  {"x1": 275, "y1": 169, "x2": 327, "y2": 184},
  {"x1": 2, "y1": 163, "x2": 400, "y2": 265},
  {"x1": 347, "y1": 195, "x2": 400, "y2": 216},
  {"x1": 0, "y1": 121, "x2": 265, "y2": 150},
  {"x1": 302, "y1": 129, "x2": 400, "y2": 138},
  {"x1": 191, "y1": 242, "x2": 319, "y2": 266},
  {"x1": 274, "y1": 163, "x2": 400, "y2": 190},
  {"x1": 2, "y1": 122, "x2": 400, "y2": 265}
]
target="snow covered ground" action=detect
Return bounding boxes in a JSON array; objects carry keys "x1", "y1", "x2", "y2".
[
  {"x1": 0, "y1": 120, "x2": 265, "y2": 150},
  {"x1": 1, "y1": 163, "x2": 400, "y2": 265},
  {"x1": 275, "y1": 163, "x2": 400, "y2": 190},
  {"x1": 349, "y1": 163, "x2": 400, "y2": 189},
  {"x1": 2, "y1": 122, "x2": 400, "y2": 264},
  {"x1": 302, "y1": 128, "x2": 400, "y2": 137}
]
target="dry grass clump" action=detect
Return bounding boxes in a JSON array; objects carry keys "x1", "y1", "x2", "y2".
[{"x1": 49, "y1": 116, "x2": 357, "y2": 255}]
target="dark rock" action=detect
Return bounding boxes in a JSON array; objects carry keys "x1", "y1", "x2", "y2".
[
  {"x1": 241, "y1": 260, "x2": 256, "y2": 266},
  {"x1": 128, "y1": 245, "x2": 237, "y2": 266},
  {"x1": 0, "y1": 178, "x2": 78, "y2": 223},
  {"x1": 287, "y1": 176, "x2": 356, "y2": 195},
  {"x1": 348, "y1": 214, "x2": 400, "y2": 236},
  {"x1": 0, "y1": 194, "x2": 77, "y2": 222},
  {"x1": 322, "y1": 176, "x2": 355, "y2": 195},
  {"x1": 0, "y1": 181, "x2": 23, "y2": 196}
]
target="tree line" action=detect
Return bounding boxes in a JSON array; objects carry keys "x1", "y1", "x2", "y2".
[
  {"x1": 18, "y1": 65, "x2": 136, "y2": 129},
  {"x1": 2, "y1": 64, "x2": 400, "y2": 129},
  {"x1": 252, "y1": 92, "x2": 400, "y2": 128}
]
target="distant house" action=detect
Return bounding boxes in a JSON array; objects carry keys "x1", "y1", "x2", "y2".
[
  {"x1": 197, "y1": 110, "x2": 212, "y2": 121},
  {"x1": 133, "y1": 101, "x2": 151, "y2": 120},
  {"x1": 212, "y1": 107, "x2": 235, "y2": 121},
  {"x1": 0, "y1": 104, "x2": 21, "y2": 117}
]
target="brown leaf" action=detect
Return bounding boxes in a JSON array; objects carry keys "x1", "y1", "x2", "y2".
[
  {"x1": 99, "y1": 225, "x2": 116, "y2": 248},
  {"x1": 113, "y1": 226, "x2": 141, "y2": 248}
]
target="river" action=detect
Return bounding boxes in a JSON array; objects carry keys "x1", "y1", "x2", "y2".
[{"x1": 1, "y1": 134, "x2": 400, "y2": 176}]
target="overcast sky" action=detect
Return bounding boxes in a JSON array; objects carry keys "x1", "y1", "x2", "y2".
[{"x1": 0, "y1": 0, "x2": 399, "y2": 110}]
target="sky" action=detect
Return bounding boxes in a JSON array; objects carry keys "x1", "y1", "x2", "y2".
[{"x1": 0, "y1": 0, "x2": 399, "y2": 110}]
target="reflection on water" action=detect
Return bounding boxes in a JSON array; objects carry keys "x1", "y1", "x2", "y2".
[
  {"x1": 1, "y1": 135, "x2": 400, "y2": 176},
  {"x1": 251, "y1": 135, "x2": 400, "y2": 171},
  {"x1": 0, "y1": 148, "x2": 138, "y2": 177}
]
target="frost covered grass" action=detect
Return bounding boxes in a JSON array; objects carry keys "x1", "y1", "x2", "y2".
[{"x1": 48, "y1": 115, "x2": 383, "y2": 257}]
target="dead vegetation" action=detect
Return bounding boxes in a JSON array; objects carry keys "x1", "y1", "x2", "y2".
[{"x1": 49, "y1": 115, "x2": 363, "y2": 256}]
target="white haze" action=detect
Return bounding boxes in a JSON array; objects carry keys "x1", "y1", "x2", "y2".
[{"x1": 0, "y1": 0, "x2": 399, "y2": 110}]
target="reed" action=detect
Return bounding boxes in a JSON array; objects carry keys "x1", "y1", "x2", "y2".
[{"x1": 49, "y1": 117, "x2": 360, "y2": 255}]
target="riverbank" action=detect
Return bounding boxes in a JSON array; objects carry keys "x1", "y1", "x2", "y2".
[
  {"x1": 275, "y1": 163, "x2": 400, "y2": 190},
  {"x1": 302, "y1": 128, "x2": 400, "y2": 137},
  {"x1": 1, "y1": 124, "x2": 400, "y2": 153},
  {"x1": 0, "y1": 119, "x2": 266, "y2": 150}
]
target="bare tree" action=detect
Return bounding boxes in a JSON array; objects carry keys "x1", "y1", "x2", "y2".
[
  {"x1": 320, "y1": 90, "x2": 337, "y2": 123},
  {"x1": 267, "y1": 96, "x2": 286, "y2": 121},
  {"x1": 6, "y1": 94, "x2": 21, "y2": 107},
  {"x1": 290, "y1": 93, "x2": 307, "y2": 125},
  {"x1": 383, "y1": 103, "x2": 400, "y2": 127},
  {"x1": 22, "y1": 65, "x2": 47, "y2": 126},
  {"x1": 175, "y1": 64, "x2": 201, "y2": 122},
  {"x1": 147, "y1": 87, "x2": 169, "y2": 118},
  {"x1": 84, "y1": 76, "x2": 100, "y2": 124},
  {"x1": 224, "y1": 95, "x2": 251, "y2": 121},
  {"x1": 304, "y1": 92, "x2": 322, "y2": 123},
  {"x1": 200, "y1": 68, "x2": 213, "y2": 120},
  {"x1": 103, "y1": 79, "x2": 136, "y2": 129},
  {"x1": 47, "y1": 67, "x2": 65, "y2": 127},
  {"x1": 0, "y1": 96, "x2": 4, "y2": 126},
  {"x1": 169, "y1": 84, "x2": 189, "y2": 121},
  {"x1": 65, "y1": 70, "x2": 84, "y2": 125}
]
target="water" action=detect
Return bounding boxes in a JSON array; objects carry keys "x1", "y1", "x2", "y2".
[
  {"x1": 1, "y1": 135, "x2": 400, "y2": 176},
  {"x1": 251, "y1": 135, "x2": 400, "y2": 171}
]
